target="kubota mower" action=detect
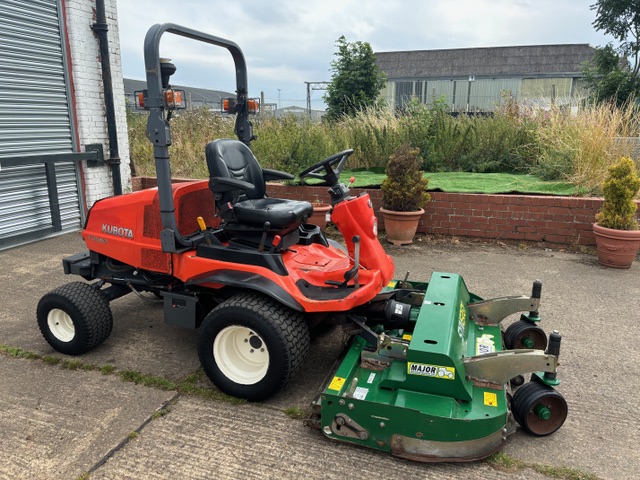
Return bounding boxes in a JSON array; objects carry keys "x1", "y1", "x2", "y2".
[{"x1": 37, "y1": 23, "x2": 567, "y2": 462}]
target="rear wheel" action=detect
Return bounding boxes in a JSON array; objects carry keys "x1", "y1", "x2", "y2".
[
  {"x1": 197, "y1": 292, "x2": 310, "y2": 401},
  {"x1": 36, "y1": 282, "x2": 113, "y2": 355}
]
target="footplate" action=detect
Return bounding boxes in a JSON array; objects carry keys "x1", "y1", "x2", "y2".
[{"x1": 62, "y1": 251, "x2": 92, "y2": 279}]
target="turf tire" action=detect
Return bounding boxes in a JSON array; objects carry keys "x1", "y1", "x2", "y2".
[
  {"x1": 37, "y1": 282, "x2": 113, "y2": 355},
  {"x1": 197, "y1": 291, "x2": 310, "y2": 401}
]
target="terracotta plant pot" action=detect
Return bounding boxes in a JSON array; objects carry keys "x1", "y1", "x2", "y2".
[
  {"x1": 593, "y1": 223, "x2": 640, "y2": 269},
  {"x1": 380, "y1": 207, "x2": 425, "y2": 246},
  {"x1": 309, "y1": 203, "x2": 331, "y2": 231}
]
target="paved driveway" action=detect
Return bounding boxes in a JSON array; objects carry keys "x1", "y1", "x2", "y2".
[{"x1": 0, "y1": 233, "x2": 637, "y2": 479}]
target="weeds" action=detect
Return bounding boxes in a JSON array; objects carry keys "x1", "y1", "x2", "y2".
[
  {"x1": 118, "y1": 370, "x2": 177, "y2": 391},
  {"x1": 0, "y1": 345, "x2": 41, "y2": 360},
  {"x1": 283, "y1": 406, "x2": 308, "y2": 419},
  {"x1": 176, "y1": 368, "x2": 246, "y2": 404},
  {"x1": 487, "y1": 452, "x2": 601, "y2": 480},
  {"x1": 151, "y1": 407, "x2": 172, "y2": 420},
  {"x1": 42, "y1": 355, "x2": 61, "y2": 365},
  {"x1": 61, "y1": 359, "x2": 93, "y2": 371}
]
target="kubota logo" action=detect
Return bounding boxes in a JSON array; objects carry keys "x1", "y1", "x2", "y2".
[{"x1": 102, "y1": 224, "x2": 134, "y2": 239}]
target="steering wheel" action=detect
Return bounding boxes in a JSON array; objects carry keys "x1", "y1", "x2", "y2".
[{"x1": 299, "y1": 149, "x2": 354, "y2": 184}]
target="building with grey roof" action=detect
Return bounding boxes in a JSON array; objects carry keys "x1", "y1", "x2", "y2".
[
  {"x1": 123, "y1": 78, "x2": 235, "y2": 111},
  {"x1": 375, "y1": 44, "x2": 596, "y2": 112}
]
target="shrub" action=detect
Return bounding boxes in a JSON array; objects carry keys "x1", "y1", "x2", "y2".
[
  {"x1": 595, "y1": 157, "x2": 640, "y2": 230},
  {"x1": 381, "y1": 145, "x2": 430, "y2": 211},
  {"x1": 424, "y1": 108, "x2": 537, "y2": 173}
]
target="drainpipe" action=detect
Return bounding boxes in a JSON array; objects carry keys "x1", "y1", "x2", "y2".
[{"x1": 92, "y1": 0, "x2": 122, "y2": 195}]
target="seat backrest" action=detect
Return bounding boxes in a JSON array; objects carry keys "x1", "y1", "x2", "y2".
[{"x1": 205, "y1": 139, "x2": 266, "y2": 204}]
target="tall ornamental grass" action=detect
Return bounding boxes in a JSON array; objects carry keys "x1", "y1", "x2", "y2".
[
  {"x1": 127, "y1": 100, "x2": 640, "y2": 196},
  {"x1": 533, "y1": 100, "x2": 640, "y2": 193}
]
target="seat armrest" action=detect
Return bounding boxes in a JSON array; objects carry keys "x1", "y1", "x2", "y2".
[
  {"x1": 262, "y1": 169, "x2": 294, "y2": 181},
  {"x1": 209, "y1": 177, "x2": 255, "y2": 193}
]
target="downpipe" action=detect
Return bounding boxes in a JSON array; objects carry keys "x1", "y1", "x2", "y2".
[{"x1": 92, "y1": 0, "x2": 122, "y2": 195}]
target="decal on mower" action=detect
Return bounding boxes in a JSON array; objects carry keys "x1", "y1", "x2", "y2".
[
  {"x1": 476, "y1": 334, "x2": 496, "y2": 355},
  {"x1": 483, "y1": 392, "x2": 498, "y2": 407},
  {"x1": 458, "y1": 302, "x2": 467, "y2": 339},
  {"x1": 328, "y1": 376, "x2": 346, "y2": 392},
  {"x1": 87, "y1": 234, "x2": 108, "y2": 244},
  {"x1": 102, "y1": 224, "x2": 134, "y2": 239},
  {"x1": 407, "y1": 362, "x2": 456, "y2": 380},
  {"x1": 353, "y1": 387, "x2": 368, "y2": 400},
  {"x1": 402, "y1": 333, "x2": 412, "y2": 341}
]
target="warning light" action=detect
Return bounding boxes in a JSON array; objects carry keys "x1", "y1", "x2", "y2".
[
  {"x1": 165, "y1": 89, "x2": 186, "y2": 109},
  {"x1": 247, "y1": 99, "x2": 260, "y2": 113},
  {"x1": 222, "y1": 98, "x2": 259, "y2": 114},
  {"x1": 134, "y1": 90, "x2": 146, "y2": 109}
]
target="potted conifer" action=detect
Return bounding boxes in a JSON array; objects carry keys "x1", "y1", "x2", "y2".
[
  {"x1": 380, "y1": 145, "x2": 430, "y2": 245},
  {"x1": 593, "y1": 157, "x2": 640, "y2": 268}
]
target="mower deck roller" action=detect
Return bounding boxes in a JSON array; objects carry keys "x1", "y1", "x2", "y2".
[{"x1": 309, "y1": 274, "x2": 566, "y2": 462}]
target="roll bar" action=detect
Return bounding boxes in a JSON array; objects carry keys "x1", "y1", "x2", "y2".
[{"x1": 142, "y1": 23, "x2": 253, "y2": 252}]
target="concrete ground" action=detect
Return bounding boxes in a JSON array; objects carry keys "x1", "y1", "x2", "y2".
[{"x1": 1, "y1": 232, "x2": 638, "y2": 480}]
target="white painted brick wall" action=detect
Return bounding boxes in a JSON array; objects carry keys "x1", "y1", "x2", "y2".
[{"x1": 64, "y1": 0, "x2": 131, "y2": 207}]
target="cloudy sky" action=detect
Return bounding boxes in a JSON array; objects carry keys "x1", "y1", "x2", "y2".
[{"x1": 115, "y1": 0, "x2": 614, "y2": 109}]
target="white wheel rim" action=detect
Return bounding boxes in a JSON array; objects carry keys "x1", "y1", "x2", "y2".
[
  {"x1": 47, "y1": 308, "x2": 75, "y2": 342},
  {"x1": 213, "y1": 326, "x2": 269, "y2": 385}
]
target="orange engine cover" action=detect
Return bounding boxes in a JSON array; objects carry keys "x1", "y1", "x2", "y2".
[{"x1": 82, "y1": 181, "x2": 217, "y2": 273}]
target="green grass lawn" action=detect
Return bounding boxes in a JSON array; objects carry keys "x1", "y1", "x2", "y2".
[{"x1": 301, "y1": 169, "x2": 581, "y2": 196}]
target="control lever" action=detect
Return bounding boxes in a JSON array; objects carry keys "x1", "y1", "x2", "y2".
[
  {"x1": 269, "y1": 234, "x2": 281, "y2": 253},
  {"x1": 352, "y1": 235, "x2": 360, "y2": 288},
  {"x1": 196, "y1": 216, "x2": 212, "y2": 245},
  {"x1": 258, "y1": 221, "x2": 271, "y2": 252},
  {"x1": 325, "y1": 235, "x2": 360, "y2": 288}
]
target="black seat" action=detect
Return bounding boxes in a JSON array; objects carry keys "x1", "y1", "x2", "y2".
[{"x1": 206, "y1": 139, "x2": 313, "y2": 230}]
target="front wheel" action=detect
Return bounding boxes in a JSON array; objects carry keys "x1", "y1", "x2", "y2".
[
  {"x1": 36, "y1": 282, "x2": 113, "y2": 355},
  {"x1": 197, "y1": 292, "x2": 310, "y2": 401}
]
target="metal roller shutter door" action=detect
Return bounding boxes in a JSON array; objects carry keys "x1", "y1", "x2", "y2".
[{"x1": 0, "y1": 0, "x2": 81, "y2": 250}]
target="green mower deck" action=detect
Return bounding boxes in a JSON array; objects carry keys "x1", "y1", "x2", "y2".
[{"x1": 309, "y1": 272, "x2": 567, "y2": 462}]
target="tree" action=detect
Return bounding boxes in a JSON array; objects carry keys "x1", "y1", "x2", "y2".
[
  {"x1": 582, "y1": 43, "x2": 640, "y2": 105},
  {"x1": 591, "y1": 0, "x2": 640, "y2": 76},
  {"x1": 324, "y1": 36, "x2": 386, "y2": 119},
  {"x1": 584, "y1": 1, "x2": 640, "y2": 103}
]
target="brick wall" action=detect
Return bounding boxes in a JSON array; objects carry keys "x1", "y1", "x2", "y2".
[
  {"x1": 131, "y1": 178, "x2": 640, "y2": 247},
  {"x1": 65, "y1": 0, "x2": 131, "y2": 206},
  {"x1": 267, "y1": 185, "x2": 618, "y2": 246}
]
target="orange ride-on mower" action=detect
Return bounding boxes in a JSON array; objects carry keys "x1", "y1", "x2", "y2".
[{"x1": 37, "y1": 24, "x2": 567, "y2": 461}]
